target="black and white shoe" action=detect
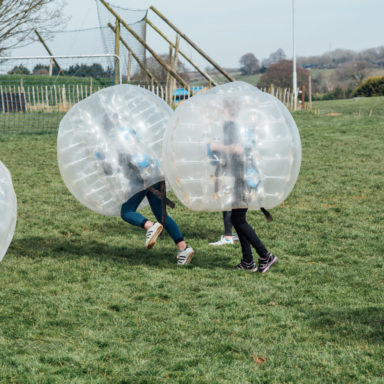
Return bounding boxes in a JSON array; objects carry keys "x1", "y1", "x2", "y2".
[
  {"x1": 145, "y1": 222, "x2": 163, "y2": 249},
  {"x1": 235, "y1": 260, "x2": 258, "y2": 272},
  {"x1": 257, "y1": 253, "x2": 278, "y2": 273},
  {"x1": 176, "y1": 246, "x2": 195, "y2": 265}
]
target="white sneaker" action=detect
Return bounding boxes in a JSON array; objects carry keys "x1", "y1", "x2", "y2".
[
  {"x1": 177, "y1": 246, "x2": 195, "y2": 265},
  {"x1": 209, "y1": 236, "x2": 234, "y2": 246},
  {"x1": 232, "y1": 234, "x2": 239, "y2": 242},
  {"x1": 145, "y1": 222, "x2": 163, "y2": 249}
]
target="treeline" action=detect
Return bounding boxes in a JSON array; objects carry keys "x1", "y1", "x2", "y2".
[
  {"x1": 7, "y1": 63, "x2": 114, "y2": 79},
  {"x1": 238, "y1": 46, "x2": 384, "y2": 76},
  {"x1": 297, "y1": 47, "x2": 384, "y2": 69},
  {"x1": 236, "y1": 46, "x2": 384, "y2": 98}
]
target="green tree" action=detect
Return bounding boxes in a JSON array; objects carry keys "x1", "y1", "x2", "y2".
[
  {"x1": 65, "y1": 63, "x2": 110, "y2": 78},
  {"x1": 8, "y1": 64, "x2": 30, "y2": 75}
]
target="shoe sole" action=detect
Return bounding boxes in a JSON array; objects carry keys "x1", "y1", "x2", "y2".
[
  {"x1": 236, "y1": 266, "x2": 258, "y2": 272},
  {"x1": 259, "y1": 256, "x2": 278, "y2": 273},
  {"x1": 177, "y1": 250, "x2": 195, "y2": 265},
  {"x1": 145, "y1": 224, "x2": 163, "y2": 249}
]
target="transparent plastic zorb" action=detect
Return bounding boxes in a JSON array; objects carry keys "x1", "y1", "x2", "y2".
[
  {"x1": 57, "y1": 84, "x2": 172, "y2": 216},
  {"x1": 0, "y1": 161, "x2": 17, "y2": 261},
  {"x1": 163, "y1": 81, "x2": 301, "y2": 211}
]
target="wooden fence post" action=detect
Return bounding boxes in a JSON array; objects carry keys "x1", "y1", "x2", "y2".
[
  {"x1": 0, "y1": 86, "x2": 4, "y2": 113},
  {"x1": 45, "y1": 85, "x2": 49, "y2": 109},
  {"x1": 62, "y1": 86, "x2": 67, "y2": 107}
]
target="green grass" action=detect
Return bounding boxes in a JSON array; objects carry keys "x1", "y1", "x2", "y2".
[
  {"x1": 312, "y1": 96, "x2": 384, "y2": 117},
  {"x1": 0, "y1": 112, "x2": 65, "y2": 135},
  {"x1": 233, "y1": 73, "x2": 260, "y2": 86},
  {"x1": 0, "y1": 97, "x2": 383, "y2": 383}
]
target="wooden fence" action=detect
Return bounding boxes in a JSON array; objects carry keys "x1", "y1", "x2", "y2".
[
  {"x1": 0, "y1": 84, "x2": 106, "y2": 113},
  {"x1": 0, "y1": 83, "x2": 296, "y2": 114},
  {"x1": 138, "y1": 83, "x2": 297, "y2": 110}
]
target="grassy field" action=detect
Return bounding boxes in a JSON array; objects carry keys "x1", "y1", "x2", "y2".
[
  {"x1": 0, "y1": 97, "x2": 383, "y2": 383},
  {"x1": 0, "y1": 112, "x2": 65, "y2": 135}
]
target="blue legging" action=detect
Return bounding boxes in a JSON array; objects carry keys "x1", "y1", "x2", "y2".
[{"x1": 121, "y1": 183, "x2": 184, "y2": 244}]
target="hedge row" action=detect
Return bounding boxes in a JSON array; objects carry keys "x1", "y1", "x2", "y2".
[{"x1": 354, "y1": 76, "x2": 384, "y2": 97}]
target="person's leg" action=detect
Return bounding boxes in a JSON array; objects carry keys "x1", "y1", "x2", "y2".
[
  {"x1": 209, "y1": 211, "x2": 235, "y2": 246},
  {"x1": 146, "y1": 184, "x2": 184, "y2": 247},
  {"x1": 231, "y1": 208, "x2": 277, "y2": 272},
  {"x1": 146, "y1": 183, "x2": 194, "y2": 264},
  {"x1": 224, "y1": 211, "x2": 239, "y2": 241},
  {"x1": 223, "y1": 211, "x2": 233, "y2": 237},
  {"x1": 121, "y1": 189, "x2": 149, "y2": 228},
  {"x1": 230, "y1": 209, "x2": 254, "y2": 263},
  {"x1": 121, "y1": 189, "x2": 163, "y2": 249},
  {"x1": 231, "y1": 208, "x2": 269, "y2": 258}
]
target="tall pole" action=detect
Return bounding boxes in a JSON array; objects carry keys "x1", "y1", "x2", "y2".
[
  {"x1": 292, "y1": 0, "x2": 297, "y2": 110},
  {"x1": 308, "y1": 69, "x2": 312, "y2": 109},
  {"x1": 114, "y1": 18, "x2": 120, "y2": 85}
]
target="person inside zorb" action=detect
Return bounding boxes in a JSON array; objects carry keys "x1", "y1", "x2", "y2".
[
  {"x1": 163, "y1": 81, "x2": 301, "y2": 272},
  {"x1": 95, "y1": 112, "x2": 162, "y2": 188},
  {"x1": 207, "y1": 98, "x2": 277, "y2": 272},
  {"x1": 0, "y1": 160, "x2": 17, "y2": 262},
  {"x1": 110, "y1": 115, "x2": 195, "y2": 266},
  {"x1": 57, "y1": 84, "x2": 194, "y2": 265},
  {"x1": 208, "y1": 99, "x2": 263, "y2": 207}
]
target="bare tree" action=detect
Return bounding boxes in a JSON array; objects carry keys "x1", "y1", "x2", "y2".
[
  {"x1": 132, "y1": 54, "x2": 190, "y2": 84},
  {"x1": 239, "y1": 53, "x2": 260, "y2": 75},
  {"x1": 333, "y1": 60, "x2": 374, "y2": 88},
  {"x1": 0, "y1": 0, "x2": 68, "y2": 56},
  {"x1": 261, "y1": 48, "x2": 286, "y2": 68}
]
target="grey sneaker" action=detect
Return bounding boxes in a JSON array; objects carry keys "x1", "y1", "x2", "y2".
[
  {"x1": 145, "y1": 222, "x2": 163, "y2": 249},
  {"x1": 257, "y1": 253, "x2": 278, "y2": 273},
  {"x1": 177, "y1": 246, "x2": 195, "y2": 265}
]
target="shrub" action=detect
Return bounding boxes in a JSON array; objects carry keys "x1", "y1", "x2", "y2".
[
  {"x1": 312, "y1": 87, "x2": 354, "y2": 101},
  {"x1": 354, "y1": 76, "x2": 384, "y2": 97}
]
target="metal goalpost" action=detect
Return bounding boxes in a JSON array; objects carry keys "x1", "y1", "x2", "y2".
[{"x1": 0, "y1": 54, "x2": 121, "y2": 134}]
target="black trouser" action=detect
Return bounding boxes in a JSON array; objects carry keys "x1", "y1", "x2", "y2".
[
  {"x1": 230, "y1": 208, "x2": 268, "y2": 263},
  {"x1": 223, "y1": 211, "x2": 233, "y2": 236}
]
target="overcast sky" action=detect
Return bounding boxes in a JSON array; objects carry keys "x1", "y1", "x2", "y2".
[{"x1": 11, "y1": 0, "x2": 384, "y2": 68}]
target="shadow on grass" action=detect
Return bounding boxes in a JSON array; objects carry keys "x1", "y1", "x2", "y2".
[
  {"x1": 10, "y1": 235, "x2": 173, "y2": 266},
  {"x1": 9, "y1": 234, "x2": 238, "y2": 270},
  {"x1": 307, "y1": 306, "x2": 384, "y2": 344}
]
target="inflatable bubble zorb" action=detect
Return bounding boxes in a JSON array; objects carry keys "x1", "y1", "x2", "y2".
[
  {"x1": 57, "y1": 84, "x2": 172, "y2": 216},
  {"x1": 163, "y1": 81, "x2": 301, "y2": 211},
  {"x1": 0, "y1": 161, "x2": 17, "y2": 261}
]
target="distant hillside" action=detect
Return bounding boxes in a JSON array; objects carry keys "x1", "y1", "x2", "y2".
[
  {"x1": 297, "y1": 46, "x2": 384, "y2": 69},
  {"x1": 188, "y1": 46, "x2": 384, "y2": 95}
]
